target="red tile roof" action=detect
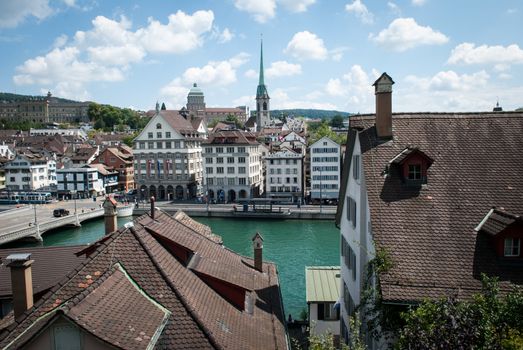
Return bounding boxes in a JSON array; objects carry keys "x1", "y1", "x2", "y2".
[
  {"x1": 341, "y1": 112, "x2": 523, "y2": 302},
  {"x1": 0, "y1": 210, "x2": 288, "y2": 349}
]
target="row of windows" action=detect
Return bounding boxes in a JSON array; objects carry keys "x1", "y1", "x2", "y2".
[
  {"x1": 341, "y1": 236, "x2": 357, "y2": 281},
  {"x1": 312, "y1": 157, "x2": 338, "y2": 162},
  {"x1": 270, "y1": 168, "x2": 298, "y2": 175},
  {"x1": 269, "y1": 159, "x2": 299, "y2": 165},
  {"x1": 204, "y1": 146, "x2": 247, "y2": 153},
  {"x1": 312, "y1": 184, "x2": 339, "y2": 190},
  {"x1": 346, "y1": 196, "x2": 357, "y2": 229},
  {"x1": 269, "y1": 186, "x2": 300, "y2": 192},
  {"x1": 312, "y1": 175, "x2": 338, "y2": 181},
  {"x1": 207, "y1": 157, "x2": 246, "y2": 164},
  {"x1": 312, "y1": 166, "x2": 339, "y2": 172},
  {"x1": 136, "y1": 140, "x2": 185, "y2": 149},
  {"x1": 269, "y1": 177, "x2": 298, "y2": 184},
  {"x1": 206, "y1": 167, "x2": 247, "y2": 174},
  {"x1": 148, "y1": 131, "x2": 172, "y2": 139},
  {"x1": 312, "y1": 147, "x2": 338, "y2": 153},
  {"x1": 206, "y1": 177, "x2": 248, "y2": 186},
  {"x1": 343, "y1": 281, "x2": 356, "y2": 317}
]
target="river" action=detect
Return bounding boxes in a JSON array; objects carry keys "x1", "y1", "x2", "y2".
[{"x1": 3, "y1": 215, "x2": 340, "y2": 319}]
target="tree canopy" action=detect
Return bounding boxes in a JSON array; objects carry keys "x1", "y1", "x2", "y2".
[
  {"x1": 329, "y1": 115, "x2": 344, "y2": 128},
  {"x1": 88, "y1": 103, "x2": 148, "y2": 132},
  {"x1": 307, "y1": 120, "x2": 347, "y2": 145}
]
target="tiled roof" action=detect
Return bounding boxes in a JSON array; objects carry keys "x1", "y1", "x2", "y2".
[
  {"x1": 475, "y1": 208, "x2": 521, "y2": 236},
  {"x1": 345, "y1": 112, "x2": 523, "y2": 302},
  {"x1": 147, "y1": 110, "x2": 197, "y2": 133},
  {"x1": 0, "y1": 210, "x2": 287, "y2": 349},
  {"x1": 0, "y1": 245, "x2": 86, "y2": 298},
  {"x1": 204, "y1": 129, "x2": 259, "y2": 145}
]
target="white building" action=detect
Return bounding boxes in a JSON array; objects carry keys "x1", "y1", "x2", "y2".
[
  {"x1": 29, "y1": 128, "x2": 87, "y2": 140},
  {"x1": 4, "y1": 151, "x2": 57, "y2": 191},
  {"x1": 306, "y1": 266, "x2": 341, "y2": 338},
  {"x1": 0, "y1": 143, "x2": 14, "y2": 160},
  {"x1": 202, "y1": 130, "x2": 263, "y2": 203},
  {"x1": 56, "y1": 167, "x2": 105, "y2": 198},
  {"x1": 264, "y1": 149, "x2": 303, "y2": 203},
  {"x1": 133, "y1": 107, "x2": 204, "y2": 201},
  {"x1": 310, "y1": 136, "x2": 341, "y2": 202}
]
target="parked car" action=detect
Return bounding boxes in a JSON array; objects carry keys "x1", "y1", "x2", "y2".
[{"x1": 53, "y1": 208, "x2": 70, "y2": 217}]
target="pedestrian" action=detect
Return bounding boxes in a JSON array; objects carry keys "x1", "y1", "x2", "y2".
[{"x1": 288, "y1": 314, "x2": 293, "y2": 324}]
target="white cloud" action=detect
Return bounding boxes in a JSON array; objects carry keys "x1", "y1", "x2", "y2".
[
  {"x1": 234, "y1": 0, "x2": 276, "y2": 23},
  {"x1": 217, "y1": 28, "x2": 234, "y2": 43},
  {"x1": 285, "y1": 31, "x2": 328, "y2": 60},
  {"x1": 447, "y1": 43, "x2": 523, "y2": 65},
  {"x1": 62, "y1": 0, "x2": 76, "y2": 7},
  {"x1": 278, "y1": 0, "x2": 316, "y2": 13},
  {"x1": 323, "y1": 65, "x2": 377, "y2": 111},
  {"x1": 405, "y1": 70, "x2": 489, "y2": 92},
  {"x1": 411, "y1": 0, "x2": 426, "y2": 6},
  {"x1": 370, "y1": 17, "x2": 449, "y2": 52},
  {"x1": 345, "y1": 0, "x2": 374, "y2": 24},
  {"x1": 271, "y1": 88, "x2": 337, "y2": 110},
  {"x1": 266, "y1": 61, "x2": 302, "y2": 78},
  {"x1": 387, "y1": 2, "x2": 401, "y2": 16},
  {"x1": 13, "y1": 10, "x2": 215, "y2": 100},
  {"x1": 325, "y1": 78, "x2": 345, "y2": 97},
  {"x1": 0, "y1": 0, "x2": 53, "y2": 28},
  {"x1": 161, "y1": 54, "x2": 250, "y2": 107},
  {"x1": 232, "y1": 95, "x2": 255, "y2": 107},
  {"x1": 244, "y1": 69, "x2": 258, "y2": 79}
]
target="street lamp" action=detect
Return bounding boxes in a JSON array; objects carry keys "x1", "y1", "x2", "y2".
[{"x1": 71, "y1": 190, "x2": 79, "y2": 226}]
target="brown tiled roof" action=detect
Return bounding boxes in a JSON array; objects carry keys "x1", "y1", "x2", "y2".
[
  {"x1": 0, "y1": 210, "x2": 288, "y2": 349},
  {"x1": 0, "y1": 245, "x2": 87, "y2": 298},
  {"x1": 343, "y1": 112, "x2": 523, "y2": 303},
  {"x1": 204, "y1": 129, "x2": 259, "y2": 145},
  {"x1": 173, "y1": 211, "x2": 222, "y2": 244},
  {"x1": 147, "y1": 110, "x2": 197, "y2": 134},
  {"x1": 88, "y1": 163, "x2": 118, "y2": 176},
  {"x1": 475, "y1": 208, "x2": 521, "y2": 236}
]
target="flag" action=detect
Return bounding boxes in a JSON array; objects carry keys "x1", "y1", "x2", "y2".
[
  {"x1": 147, "y1": 160, "x2": 151, "y2": 176},
  {"x1": 157, "y1": 159, "x2": 161, "y2": 174}
]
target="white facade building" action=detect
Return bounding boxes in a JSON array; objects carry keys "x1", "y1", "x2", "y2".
[
  {"x1": 306, "y1": 266, "x2": 341, "y2": 338},
  {"x1": 133, "y1": 108, "x2": 204, "y2": 201},
  {"x1": 202, "y1": 130, "x2": 263, "y2": 203},
  {"x1": 310, "y1": 136, "x2": 341, "y2": 202},
  {"x1": 264, "y1": 149, "x2": 303, "y2": 203},
  {"x1": 29, "y1": 128, "x2": 87, "y2": 140},
  {"x1": 4, "y1": 152, "x2": 57, "y2": 191},
  {"x1": 56, "y1": 167, "x2": 105, "y2": 198}
]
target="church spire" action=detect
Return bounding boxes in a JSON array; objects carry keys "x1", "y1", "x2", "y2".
[{"x1": 259, "y1": 39, "x2": 265, "y2": 86}]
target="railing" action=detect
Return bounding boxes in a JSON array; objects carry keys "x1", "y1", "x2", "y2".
[{"x1": 0, "y1": 208, "x2": 104, "y2": 246}]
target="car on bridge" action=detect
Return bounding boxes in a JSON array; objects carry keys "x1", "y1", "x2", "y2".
[{"x1": 53, "y1": 208, "x2": 70, "y2": 217}]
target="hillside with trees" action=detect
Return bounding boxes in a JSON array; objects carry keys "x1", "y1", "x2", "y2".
[{"x1": 271, "y1": 109, "x2": 351, "y2": 120}]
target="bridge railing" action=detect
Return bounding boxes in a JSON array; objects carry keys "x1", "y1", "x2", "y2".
[{"x1": 0, "y1": 208, "x2": 104, "y2": 246}]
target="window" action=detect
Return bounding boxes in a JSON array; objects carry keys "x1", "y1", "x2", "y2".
[
  {"x1": 148, "y1": 142, "x2": 154, "y2": 149},
  {"x1": 217, "y1": 167, "x2": 224, "y2": 174},
  {"x1": 216, "y1": 157, "x2": 224, "y2": 164},
  {"x1": 206, "y1": 157, "x2": 213, "y2": 164},
  {"x1": 408, "y1": 164, "x2": 422, "y2": 180},
  {"x1": 147, "y1": 132, "x2": 153, "y2": 139},
  {"x1": 227, "y1": 157, "x2": 234, "y2": 164},
  {"x1": 139, "y1": 142, "x2": 145, "y2": 149},
  {"x1": 207, "y1": 178, "x2": 214, "y2": 185},
  {"x1": 343, "y1": 282, "x2": 355, "y2": 317},
  {"x1": 238, "y1": 147, "x2": 245, "y2": 153},
  {"x1": 238, "y1": 157, "x2": 246, "y2": 163},
  {"x1": 239, "y1": 178, "x2": 246, "y2": 185},
  {"x1": 227, "y1": 167, "x2": 235, "y2": 174},
  {"x1": 216, "y1": 147, "x2": 223, "y2": 153},
  {"x1": 346, "y1": 196, "x2": 357, "y2": 229},
  {"x1": 317, "y1": 302, "x2": 339, "y2": 321},
  {"x1": 227, "y1": 147, "x2": 235, "y2": 153},
  {"x1": 206, "y1": 167, "x2": 213, "y2": 174},
  {"x1": 341, "y1": 236, "x2": 356, "y2": 280},
  {"x1": 504, "y1": 238, "x2": 521, "y2": 257},
  {"x1": 53, "y1": 322, "x2": 81, "y2": 350},
  {"x1": 205, "y1": 147, "x2": 212, "y2": 153},
  {"x1": 156, "y1": 142, "x2": 163, "y2": 149},
  {"x1": 353, "y1": 155, "x2": 360, "y2": 180},
  {"x1": 157, "y1": 132, "x2": 162, "y2": 138},
  {"x1": 165, "y1": 141, "x2": 171, "y2": 149},
  {"x1": 156, "y1": 123, "x2": 162, "y2": 129},
  {"x1": 238, "y1": 167, "x2": 246, "y2": 174},
  {"x1": 228, "y1": 178, "x2": 235, "y2": 185}
]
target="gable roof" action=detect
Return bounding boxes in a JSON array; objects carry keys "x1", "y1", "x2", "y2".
[
  {"x1": 341, "y1": 112, "x2": 523, "y2": 303},
  {"x1": 475, "y1": 208, "x2": 522, "y2": 236},
  {"x1": 0, "y1": 210, "x2": 287, "y2": 349}
]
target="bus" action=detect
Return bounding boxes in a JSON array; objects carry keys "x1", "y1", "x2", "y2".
[{"x1": 0, "y1": 192, "x2": 53, "y2": 204}]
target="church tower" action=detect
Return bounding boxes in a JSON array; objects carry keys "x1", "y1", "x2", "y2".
[{"x1": 256, "y1": 39, "x2": 270, "y2": 131}]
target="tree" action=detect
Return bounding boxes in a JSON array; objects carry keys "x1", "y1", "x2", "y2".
[
  {"x1": 161, "y1": 102, "x2": 166, "y2": 110},
  {"x1": 398, "y1": 274, "x2": 523, "y2": 349},
  {"x1": 330, "y1": 115, "x2": 344, "y2": 128},
  {"x1": 307, "y1": 120, "x2": 347, "y2": 145},
  {"x1": 225, "y1": 114, "x2": 242, "y2": 128}
]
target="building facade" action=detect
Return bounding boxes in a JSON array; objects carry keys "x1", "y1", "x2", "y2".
[
  {"x1": 92, "y1": 146, "x2": 134, "y2": 192},
  {"x1": 133, "y1": 108, "x2": 203, "y2": 201},
  {"x1": 56, "y1": 167, "x2": 105, "y2": 198},
  {"x1": 310, "y1": 136, "x2": 341, "y2": 202},
  {"x1": 306, "y1": 266, "x2": 341, "y2": 337},
  {"x1": 202, "y1": 130, "x2": 263, "y2": 203},
  {"x1": 264, "y1": 149, "x2": 303, "y2": 203},
  {"x1": 4, "y1": 151, "x2": 56, "y2": 191}
]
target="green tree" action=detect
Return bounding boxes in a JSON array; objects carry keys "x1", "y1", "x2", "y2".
[
  {"x1": 330, "y1": 115, "x2": 344, "y2": 128},
  {"x1": 307, "y1": 120, "x2": 347, "y2": 145},
  {"x1": 122, "y1": 132, "x2": 138, "y2": 147},
  {"x1": 225, "y1": 114, "x2": 242, "y2": 128},
  {"x1": 161, "y1": 102, "x2": 166, "y2": 110},
  {"x1": 397, "y1": 274, "x2": 523, "y2": 349}
]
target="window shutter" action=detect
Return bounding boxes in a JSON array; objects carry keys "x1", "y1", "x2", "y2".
[
  {"x1": 318, "y1": 303, "x2": 325, "y2": 320},
  {"x1": 353, "y1": 155, "x2": 360, "y2": 180}
]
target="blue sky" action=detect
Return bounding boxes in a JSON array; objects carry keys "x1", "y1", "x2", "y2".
[{"x1": 0, "y1": 0, "x2": 522, "y2": 113}]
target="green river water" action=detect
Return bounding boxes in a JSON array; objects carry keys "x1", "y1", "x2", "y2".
[{"x1": 4, "y1": 216, "x2": 340, "y2": 319}]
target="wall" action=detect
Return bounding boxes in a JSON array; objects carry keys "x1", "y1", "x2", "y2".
[{"x1": 309, "y1": 303, "x2": 340, "y2": 336}]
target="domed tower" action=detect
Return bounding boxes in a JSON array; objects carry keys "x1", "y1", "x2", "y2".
[
  {"x1": 186, "y1": 83, "x2": 206, "y2": 113},
  {"x1": 256, "y1": 39, "x2": 270, "y2": 131}
]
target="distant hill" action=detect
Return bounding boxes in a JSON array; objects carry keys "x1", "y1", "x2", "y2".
[
  {"x1": 271, "y1": 109, "x2": 351, "y2": 119},
  {"x1": 0, "y1": 92, "x2": 82, "y2": 104},
  {"x1": 516, "y1": 107, "x2": 523, "y2": 112}
]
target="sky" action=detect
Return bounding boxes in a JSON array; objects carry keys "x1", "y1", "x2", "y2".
[{"x1": 0, "y1": 0, "x2": 522, "y2": 113}]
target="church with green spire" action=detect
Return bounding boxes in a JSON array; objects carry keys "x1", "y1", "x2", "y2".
[{"x1": 256, "y1": 39, "x2": 270, "y2": 131}]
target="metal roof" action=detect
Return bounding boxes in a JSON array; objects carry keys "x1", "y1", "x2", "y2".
[{"x1": 305, "y1": 266, "x2": 340, "y2": 303}]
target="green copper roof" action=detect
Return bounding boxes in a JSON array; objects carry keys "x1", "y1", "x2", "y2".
[
  {"x1": 256, "y1": 40, "x2": 269, "y2": 98},
  {"x1": 188, "y1": 83, "x2": 204, "y2": 96}
]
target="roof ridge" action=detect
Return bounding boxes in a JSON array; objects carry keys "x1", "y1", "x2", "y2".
[{"x1": 129, "y1": 221, "x2": 222, "y2": 350}]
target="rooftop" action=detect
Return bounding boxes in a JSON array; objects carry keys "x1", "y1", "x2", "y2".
[{"x1": 306, "y1": 266, "x2": 341, "y2": 303}]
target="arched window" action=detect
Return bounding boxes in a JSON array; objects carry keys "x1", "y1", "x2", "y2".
[{"x1": 156, "y1": 123, "x2": 162, "y2": 129}]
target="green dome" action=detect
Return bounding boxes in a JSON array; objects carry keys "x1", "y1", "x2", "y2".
[{"x1": 188, "y1": 83, "x2": 204, "y2": 96}]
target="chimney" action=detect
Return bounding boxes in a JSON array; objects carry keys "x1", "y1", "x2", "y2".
[
  {"x1": 252, "y1": 232, "x2": 264, "y2": 272},
  {"x1": 373, "y1": 72, "x2": 395, "y2": 139},
  {"x1": 150, "y1": 196, "x2": 155, "y2": 220},
  {"x1": 103, "y1": 196, "x2": 117, "y2": 235},
  {"x1": 6, "y1": 253, "x2": 34, "y2": 319}
]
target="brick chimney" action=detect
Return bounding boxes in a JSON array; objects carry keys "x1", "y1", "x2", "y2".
[
  {"x1": 150, "y1": 196, "x2": 156, "y2": 219},
  {"x1": 252, "y1": 232, "x2": 264, "y2": 272},
  {"x1": 103, "y1": 196, "x2": 117, "y2": 235},
  {"x1": 6, "y1": 253, "x2": 34, "y2": 319},
  {"x1": 373, "y1": 72, "x2": 395, "y2": 139}
]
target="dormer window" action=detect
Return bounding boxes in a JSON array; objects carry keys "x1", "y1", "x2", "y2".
[
  {"x1": 408, "y1": 164, "x2": 421, "y2": 180},
  {"x1": 156, "y1": 123, "x2": 162, "y2": 129},
  {"x1": 504, "y1": 238, "x2": 520, "y2": 257}
]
